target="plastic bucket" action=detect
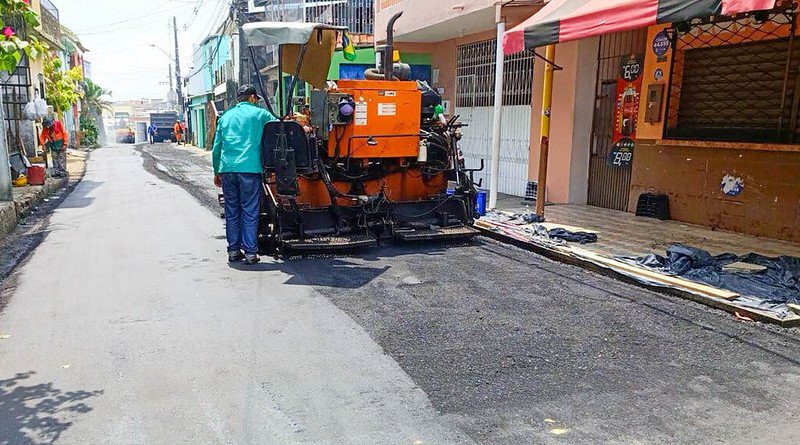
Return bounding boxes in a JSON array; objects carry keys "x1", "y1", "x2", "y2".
[
  {"x1": 475, "y1": 190, "x2": 487, "y2": 216},
  {"x1": 27, "y1": 165, "x2": 46, "y2": 185}
]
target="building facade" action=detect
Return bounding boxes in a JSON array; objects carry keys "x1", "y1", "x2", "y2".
[
  {"x1": 60, "y1": 24, "x2": 88, "y2": 147},
  {"x1": 187, "y1": 33, "x2": 233, "y2": 148},
  {"x1": 376, "y1": 1, "x2": 545, "y2": 197},
  {"x1": 377, "y1": 0, "x2": 800, "y2": 243},
  {"x1": 631, "y1": 11, "x2": 800, "y2": 242},
  {"x1": 2, "y1": 0, "x2": 63, "y2": 157}
]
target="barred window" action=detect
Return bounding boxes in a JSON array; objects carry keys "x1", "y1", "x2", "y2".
[
  {"x1": 455, "y1": 39, "x2": 535, "y2": 108},
  {"x1": 306, "y1": 0, "x2": 374, "y2": 35},
  {"x1": 665, "y1": 10, "x2": 800, "y2": 143}
]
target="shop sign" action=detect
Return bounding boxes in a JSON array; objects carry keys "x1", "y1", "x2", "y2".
[
  {"x1": 609, "y1": 54, "x2": 644, "y2": 168},
  {"x1": 652, "y1": 30, "x2": 671, "y2": 61}
]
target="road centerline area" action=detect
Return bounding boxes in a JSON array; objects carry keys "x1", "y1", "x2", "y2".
[{"x1": 0, "y1": 147, "x2": 475, "y2": 444}]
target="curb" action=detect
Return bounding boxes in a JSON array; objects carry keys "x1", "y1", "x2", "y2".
[
  {"x1": 0, "y1": 150, "x2": 88, "y2": 242},
  {"x1": 0, "y1": 202, "x2": 15, "y2": 238},
  {"x1": 0, "y1": 177, "x2": 68, "y2": 241},
  {"x1": 12, "y1": 177, "x2": 68, "y2": 219}
]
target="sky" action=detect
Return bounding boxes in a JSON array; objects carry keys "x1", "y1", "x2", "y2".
[{"x1": 55, "y1": 0, "x2": 233, "y2": 101}]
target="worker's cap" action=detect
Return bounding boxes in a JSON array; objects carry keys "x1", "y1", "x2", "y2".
[
  {"x1": 42, "y1": 116, "x2": 54, "y2": 128},
  {"x1": 237, "y1": 84, "x2": 262, "y2": 100}
]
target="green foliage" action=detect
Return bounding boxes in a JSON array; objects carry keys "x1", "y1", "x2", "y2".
[
  {"x1": 81, "y1": 78, "x2": 112, "y2": 115},
  {"x1": 79, "y1": 114, "x2": 98, "y2": 148},
  {"x1": 0, "y1": 0, "x2": 46, "y2": 73},
  {"x1": 44, "y1": 55, "x2": 84, "y2": 114}
]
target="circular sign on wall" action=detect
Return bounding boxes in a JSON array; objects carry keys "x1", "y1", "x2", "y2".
[
  {"x1": 654, "y1": 68, "x2": 664, "y2": 81},
  {"x1": 653, "y1": 30, "x2": 671, "y2": 58}
]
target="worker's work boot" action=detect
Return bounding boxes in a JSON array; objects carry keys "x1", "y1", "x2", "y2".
[
  {"x1": 244, "y1": 254, "x2": 260, "y2": 265},
  {"x1": 228, "y1": 251, "x2": 245, "y2": 263}
]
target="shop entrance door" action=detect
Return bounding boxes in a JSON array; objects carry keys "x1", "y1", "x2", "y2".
[{"x1": 587, "y1": 29, "x2": 647, "y2": 211}]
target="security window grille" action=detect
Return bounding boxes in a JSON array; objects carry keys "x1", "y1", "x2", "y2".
[
  {"x1": 306, "y1": 0, "x2": 373, "y2": 35},
  {"x1": 1, "y1": 13, "x2": 32, "y2": 155},
  {"x1": 665, "y1": 10, "x2": 800, "y2": 143},
  {"x1": 456, "y1": 39, "x2": 535, "y2": 108},
  {"x1": 0, "y1": 15, "x2": 31, "y2": 121},
  {"x1": 2, "y1": 58, "x2": 31, "y2": 122}
]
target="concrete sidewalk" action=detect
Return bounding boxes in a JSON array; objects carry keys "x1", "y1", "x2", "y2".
[{"x1": 0, "y1": 149, "x2": 89, "y2": 239}]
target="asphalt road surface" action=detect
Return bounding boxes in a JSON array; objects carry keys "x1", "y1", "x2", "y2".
[{"x1": 1, "y1": 144, "x2": 799, "y2": 444}]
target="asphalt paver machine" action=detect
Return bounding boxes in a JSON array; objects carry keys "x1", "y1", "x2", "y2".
[{"x1": 241, "y1": 14, "x2": 482, "y2": 254}]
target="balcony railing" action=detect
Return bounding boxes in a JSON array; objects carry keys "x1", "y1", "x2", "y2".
[
  {"x1": 257, "y1": 1, "x2": 374, "y2": 35},
  {"x1": 41, "y1": 0, "x2": 59, "y2": 18},
  {"x1": 39, "y1": 0, "x2": 61, "y2": 43},
  {"x1": 306, "y1": 0, "x2": 373, "y2": 35}
]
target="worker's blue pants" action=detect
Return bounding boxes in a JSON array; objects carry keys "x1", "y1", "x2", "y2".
[{"x1": 222, "y1": 172, "x2": 262, "y2": 255}]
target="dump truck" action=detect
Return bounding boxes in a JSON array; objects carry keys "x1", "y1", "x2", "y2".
[{"x1": 149, "y1": 111, "x2": 180, "y2": 142}]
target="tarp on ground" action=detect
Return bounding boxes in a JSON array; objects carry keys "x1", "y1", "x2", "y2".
[
  {"x1": 503, "y1": 0, "x2": 778, "y2": 54},
  {"x1": 619, "y1": 244, "x2": 800, "y2": 318}
]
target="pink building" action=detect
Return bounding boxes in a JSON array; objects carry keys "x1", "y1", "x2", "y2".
[
  {"x1": 376, "y1": 0, "x2": 595, "y2": 206},
  {"x1": 377, "y1": 0, "x2": 800, "y2": 243}
]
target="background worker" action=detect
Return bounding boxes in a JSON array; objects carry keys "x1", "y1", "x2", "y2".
[
  {"x1": 40, "y1": 116, "x2": 68, "y2": 177},
  {"x1": 147, "y1": 122, "x2": 158, "y2": 144},
  {"x1": 173, "y1": 120, "x2": 184, "y2": 145},
  {"x1": 212, "y1": 85, "x2": 277, "y2": 265}
]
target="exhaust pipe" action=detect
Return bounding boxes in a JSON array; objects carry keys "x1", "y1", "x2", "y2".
[{"x1": 383, "y1": 12, "x2": 403, "y2": 81}]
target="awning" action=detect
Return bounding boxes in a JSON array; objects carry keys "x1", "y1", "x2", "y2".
[
  {"x1": 503, "y1": 0, "x2": 778, "y2": 55},
  {"x1": 242, "y1": 21, "x2": 347, "y2": 89},
  {"x1": 241, "y1": 21, "x2": 347, "y2": 47}
]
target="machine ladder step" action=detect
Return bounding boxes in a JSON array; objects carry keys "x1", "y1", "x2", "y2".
[
  {"x1": 395, "y1": 225, "x2": 480, "y2": 242},
  {"x1": 282, "y1": 234, "x2": 377, "y2": 251}
]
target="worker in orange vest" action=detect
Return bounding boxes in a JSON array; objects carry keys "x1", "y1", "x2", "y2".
[
  {"x1": 41, "y1": 116, "x2": 69, "y2": 177},
  {"x1": 173, "y1": 120, "x2": 184, "y2": 145}
]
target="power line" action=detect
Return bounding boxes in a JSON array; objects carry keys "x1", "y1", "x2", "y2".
[
  {"x1": 75, "y1": 1, "x2": 186, "y2": 34},
  {"x1": 182, "y1": 0, "x2": 213, "y2": 30},
  {"x1": 198, "y1": 0, "x2": 230, "y2": 41},
  {"x1": 186, "y1": 2, "x2": 232, "y2": 82}
]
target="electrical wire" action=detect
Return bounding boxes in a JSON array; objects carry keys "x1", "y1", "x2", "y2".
[
  {"x1": 75, "y1": 1, "x2": 187, "y2": 35},
  {"x1": 184, "y1": 0, "x2": 230, "y2": 82},
  {"x1": 182, "y1": 0, "x2": 213, "y2": 30},
  {"x1": 392, "y1": 194, "x2": 458, "y2": 220}
]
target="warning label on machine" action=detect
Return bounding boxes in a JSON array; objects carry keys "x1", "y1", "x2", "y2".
[
  {"x1": 377, "y1": 103, "x2": 397, "y2": 116},
  {"x1": 355, "y1": 102, "x2": 368, "y2": 126}
]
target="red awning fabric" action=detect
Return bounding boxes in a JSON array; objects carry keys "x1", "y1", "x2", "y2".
[{"x1": 503, "y1": 0, "x2": 778, "y2": 55}]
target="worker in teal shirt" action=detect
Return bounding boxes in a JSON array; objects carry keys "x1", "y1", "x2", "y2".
[{"x1": 213, "y1": 85, "x2": 277, "y2": 265}]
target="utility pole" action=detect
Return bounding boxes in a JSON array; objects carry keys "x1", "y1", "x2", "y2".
[
  {"x1": 173, "y1": 17, "x2": 185, "y2": 118},
  {"x1": 168, "y1": 63, "x2": 175, "y2": 109},
  {"x1": 235, "y1": 0, "x2": 249, "y2": 85},
  {"x1": 0, "y1": 92, "x2": 12, "y2": 201},
  {"x1": 488, "y1": 3, "x2": 505, "y2": 210}
]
